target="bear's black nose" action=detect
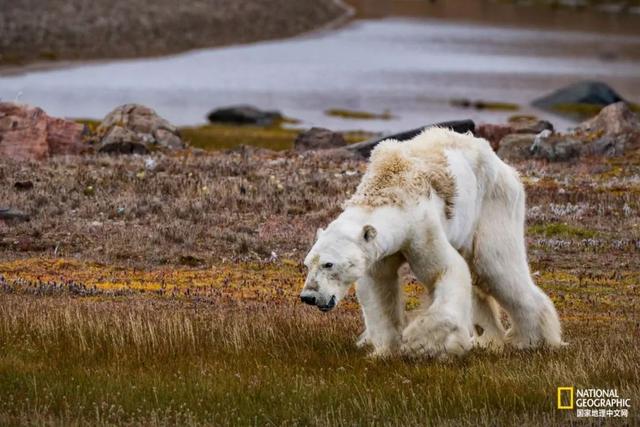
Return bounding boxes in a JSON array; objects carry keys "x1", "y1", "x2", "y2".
[{"x1": 300, "y1": 294, "x2": 316, "y2": 305}]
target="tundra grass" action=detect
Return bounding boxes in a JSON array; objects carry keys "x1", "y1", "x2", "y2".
[
  {"x1": 0, "y1": 146, "x2": 639, "y2": 425},
  {"x1": 0, "y1": 267, "x2": 638, "y2": 426}
]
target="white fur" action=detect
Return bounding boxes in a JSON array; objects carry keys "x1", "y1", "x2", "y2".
[{"x1": 301, "y1": 128, "x2": 564, "y2": 358}]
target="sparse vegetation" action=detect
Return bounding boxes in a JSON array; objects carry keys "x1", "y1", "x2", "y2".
[
  {"x1": 0, "y1": 0, "x2": 348, "y2": 68},
  {"x1": 1, "y1": 144, "x2": 639, "y2": 425},
  {"x1": 451, "y1": 99, "x2": 520, "y2": 111},
  {"x1": 179, "y1": 124, "x2": 372, "y2": 151},
  {"x1": 325, "y1": 109, "x2": 394, "y2": 120},
  {"x1": 551, "y1": 102, "x2": 640, "y2": 120},
  {"x1": 528, "y1": 222, "x2": 597, "y2": 238}
]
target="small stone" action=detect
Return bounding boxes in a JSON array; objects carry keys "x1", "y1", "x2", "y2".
[
  {"x1": 14, "y1": 181, "x2": 34, "y2": 191},
  {"x1": 511, "y1": 118, "x2": 554, "y2": 135},
  {"x1": 144, "y1": 157, "x2": 158, "y2": 170},
  {"x1": 294, "y1": 127, "x2": 346, "y2": 151},
  {"x1": 207, "y1": 105, "x2": 282, "y2": 126},
  {"x1": 0, "y1": 208, "x2": 30, "y2": 222},
  {"x1": 496, "y1": 134, "x2": 536, "y2": 162}
]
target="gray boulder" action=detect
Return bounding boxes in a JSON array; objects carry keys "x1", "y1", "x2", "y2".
[
  {"x1": 294, "y1": 127, "x2": 346, "y2": 151},
  {"x1": 96, "y1": 104, "x2": 184, "y2": 154},
  {"x1": 477, "y1": 118, "x2": 553, "y2": 151},
  {"x1": 496, "y1": 134, "x2": 536, "y2": 162},
  {"x1": 207, "y1": 105, "x2": 282, "y2": 126},
  {"x1": 99, "y1": 127, "x2": 149, "y2": 154},
  {"x1": 532, "y1": 81, "x2": 625, "y2": 114},
  {"x1": 530, "y1": 132, "x2": 583, "y2": 161},
  {"x1": 574, "y1": 102, "x2": 640, "y2": 156},
  {"x1": 576, "y1": 102, "x2": 640, "y2": 136},
  {"x1": 511, "y1": 118, "x2": 554, "y2": 134}
]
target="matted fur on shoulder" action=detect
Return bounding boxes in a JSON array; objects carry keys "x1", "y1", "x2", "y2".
[{"x1": 345, "y1": 127, "x2": 479, "y2": 218}]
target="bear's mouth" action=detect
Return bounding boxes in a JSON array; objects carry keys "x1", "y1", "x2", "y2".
[{"x1": 318, "y1": 295, "x2": 336, "y2": 312}]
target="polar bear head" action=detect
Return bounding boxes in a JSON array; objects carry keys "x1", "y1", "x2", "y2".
[{"x1": 300, "y1": 224, "x2": 377, "y2": 311}]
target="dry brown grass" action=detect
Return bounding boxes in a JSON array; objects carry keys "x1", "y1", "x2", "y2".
[{"x1": 0, "y1": 149, "x2": 364, "y2": 267}]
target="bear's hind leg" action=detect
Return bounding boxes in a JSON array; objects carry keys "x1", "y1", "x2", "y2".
[
  {"x1": 472, "y1": 171, "x2": 564, "y2": 349},
  {"x1": 472, "y1": 286, "x2": 505, "y2": 351}
]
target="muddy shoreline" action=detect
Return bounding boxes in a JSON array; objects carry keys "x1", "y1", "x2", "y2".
[{"x1": 0, "y1": 0, "x2": 352, "y2": 74}]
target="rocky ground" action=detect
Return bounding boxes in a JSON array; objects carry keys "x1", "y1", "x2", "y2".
[{"x1": 0, "y1": 0, "x2": 349, "y2": 69}]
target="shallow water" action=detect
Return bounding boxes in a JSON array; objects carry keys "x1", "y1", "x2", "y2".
[{"x1": 1, "y1": 18, "x2": 639, "y2": 132}]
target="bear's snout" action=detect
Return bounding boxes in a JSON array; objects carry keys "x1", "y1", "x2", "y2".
[
  {"x1": 317, "y1": 295, "x2": 336, "y2": 312},
  {"x1": 300, "y1": 294, "x2": 316, "y2": 305},
  {"x1": 300, "y1": 290, "x2": 336, "y2": 312}
]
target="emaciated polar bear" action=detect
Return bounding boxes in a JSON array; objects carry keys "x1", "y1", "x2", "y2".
[{"x1": 300, "y1": 127, "x2": 564, "y2": 358}]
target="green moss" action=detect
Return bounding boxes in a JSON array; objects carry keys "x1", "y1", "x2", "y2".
[
  {"x1": 474, "y1": 101, "x2": 519, "y2": 111},
  {"x1": 508, "y1": 114, "x2": 540, "y2": 123},
  {"x1": 179, "y1": 123, "x2": 371, "y2": 151},
  {"x1": 38, "y1": 51, "x2": 58, "y2": 61},
  {"x1": 179, "y1": 124, "x2": 297, "y2": 151},
  {"x1": 325, "y1": 109, "x2": 393, "y2": 120},
  {"x1": 551, "y1": 103, "x2": 603, "y2": 119},
  {"x1": 74, "y1": 118, "x2": 101, "y2": 134},
  {"x1": 0, "y1": 53, "x2": 26, "y2": 66},
  {"x1": 451, "y1": 99, "x2": 519, "y2": 111},
  {"x1": 552, "y1": 102, "x2": 640, "y2": 120},
  {"x1": 529, "y1": 222, "x2": 597, "y2": 239}
]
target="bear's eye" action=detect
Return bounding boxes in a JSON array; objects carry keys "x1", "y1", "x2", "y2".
[{"x1": 322, "y1": 262, "x2": 334, "y2": 269}]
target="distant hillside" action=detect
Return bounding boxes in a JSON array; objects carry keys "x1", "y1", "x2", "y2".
[{"x1": 0, "y1": 0, "x2": 350, "y2": 67}]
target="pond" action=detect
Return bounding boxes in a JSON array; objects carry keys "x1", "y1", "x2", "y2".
[{"x1": 1, "y1": 15, "x2": 639, "y2": 131}]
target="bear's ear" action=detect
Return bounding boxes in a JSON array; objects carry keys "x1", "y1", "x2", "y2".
[
  {"x1": 316, "y1": 227, "x2": 325, "y2": 240},
  {"x1": 362, "y1": 225, "x2": 377, "y2": 242}
]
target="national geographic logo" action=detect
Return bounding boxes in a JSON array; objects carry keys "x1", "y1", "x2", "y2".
[
  {"x1": 557, "y1": 387, "x2": 574, "y2": 410},
  {"x1": 557, "y1": 387, "x2": 631, "y2": 418}
]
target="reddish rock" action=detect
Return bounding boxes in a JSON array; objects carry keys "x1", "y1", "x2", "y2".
[
  {"x1": 294, "y1": 127, "x2": 346, "y2": 151},
  {"x1": 0, "y1": 103, "x2": 49, "y2": 161},
  {"x1": 47, "y1": 116, "x2": 87, "y2": 156},
  {"x1": 0, "y1": 102, "x2": 86, "y2": 161},
  {"x1": 477, "y1": 119, "x2": 553, "y2": 151},
  {"x1": 476, "y1": 124, "x2": 512, "y2": 151}
]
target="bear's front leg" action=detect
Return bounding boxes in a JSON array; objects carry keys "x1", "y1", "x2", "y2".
[
  {"x1": 400, "y1": 310, "x2": 472, "y2": 358},
  {"x1": 401, "y1": 233, "x2": 474, "y2": 359},
  {"x1": 355, "y1": 254, "x2": 405, "y2": 357}
]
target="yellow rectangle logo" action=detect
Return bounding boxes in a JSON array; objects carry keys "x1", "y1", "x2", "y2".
[{"x1": 557, "y1": 387, "x2": 574, "y2": 409}]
